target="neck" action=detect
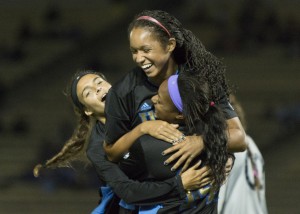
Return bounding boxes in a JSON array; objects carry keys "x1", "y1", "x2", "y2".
[{"x1": 149, "y1": 60, "x2": 178, "y2": 86}]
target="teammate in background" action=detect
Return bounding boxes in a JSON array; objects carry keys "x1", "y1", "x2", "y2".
[{"x1": 218, "y1": 95, "x2": 268, "y2": 214}]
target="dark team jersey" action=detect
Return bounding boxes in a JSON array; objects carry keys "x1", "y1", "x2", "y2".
[
  {"x1": 86, "y1": 121, "x2": 186, "y2": 206},
  {"x1": 102, "y1": 67, "x2": 232, "y2": 213},
  {"x1": 105, "y1": 67, "x2": 158, "y2": 145},
  {"x1": 104, "y1": 66, "x2": 237, "y2": 145},
  {"x1": 119, "y1": 133, "x2": 218, "y2": 214}
]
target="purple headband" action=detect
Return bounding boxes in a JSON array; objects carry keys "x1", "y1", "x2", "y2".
[
  {"x1": 168, "y1": 75, "x2": 183, "y2": 112},
  {"x1": 137, "y1": 16, "x2": 171, "y2": 37}
]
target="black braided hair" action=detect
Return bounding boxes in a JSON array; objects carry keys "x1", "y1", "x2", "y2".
[
  {"x1": 128, "y1": 10, "x2": 229, "y2": 102},
  {"x1": 178, "y1": 72, "x2": 228, "y2": 189}
]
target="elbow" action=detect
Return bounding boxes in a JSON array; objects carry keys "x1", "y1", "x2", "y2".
[
  {"x1": 235, "y1": 129, "x2": 247, "y2": 152},
  {"x1": 227, "y1": 128, "x2": 247, "y2": 153},
  {"x1": 226, "y1": 117, "x2": 247, "y2": 152},
  {"x1": 107, "y1": 154, "x2": 119, "y2": 163},
  {"x1": 103, "y1": 142, "x2": 120, "y2": 163}
]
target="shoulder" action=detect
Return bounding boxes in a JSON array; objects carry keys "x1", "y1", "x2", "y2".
[
  {"x1": 111, "y1": 67, "x2": 146, "y2": 94},
  {"x1": 91, "y1": 121, "x2": 105, "y2": 138},
  {"x1": 217, "y1": 93, "x2": 237, "y2": 119},
  {"x1": 87, "y1": 122, "x2": 105, "y2": 152}
]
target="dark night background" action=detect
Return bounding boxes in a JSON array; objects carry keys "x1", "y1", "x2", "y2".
[{"x1": 0, "y1": 0, "x2": 299, "y2": 213}]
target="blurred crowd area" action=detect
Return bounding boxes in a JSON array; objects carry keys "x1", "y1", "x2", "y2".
[{"x1": 0, "y1": 0, "x2": 299, "y2": 213}]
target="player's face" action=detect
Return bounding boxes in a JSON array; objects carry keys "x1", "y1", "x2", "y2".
[
  {"x1": 129, "y1": 27, "x2": 174, "y2": 83},
  {"x1": 151, "y1": 80, "x2": 179, "y2": 123},
  {"x1": 76, "y1": 74, "x2": 111, "y2": 117}
]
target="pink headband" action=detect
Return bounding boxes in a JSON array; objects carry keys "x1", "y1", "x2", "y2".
[
  {"x1": 137, "y1": 16, "x2": 171, "y2": 37},
  {"x1": 168, "y1": 75, "x2": 183, "y2": 112}
]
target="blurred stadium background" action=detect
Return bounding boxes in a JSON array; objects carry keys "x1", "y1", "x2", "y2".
[{"x1": 0, "y1": 0, "x2": 299, "y2": 213}]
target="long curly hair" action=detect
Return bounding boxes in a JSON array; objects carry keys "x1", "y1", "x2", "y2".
[
  {"x1": 178, "y1": 72, "x2": 228, "y2": 190},
  {"x1": 33, "y1": 70, "x2": 106, "y2": 177},
  {"x1": 128, "y1": 10, "x2": 229, "y2": 102}
]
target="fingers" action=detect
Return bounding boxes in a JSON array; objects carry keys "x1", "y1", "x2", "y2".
[
  {"x1": 160, "y1": 122, "x2": 181, "y2": 134},
  {"x1": 198, "y1": 177, "x2": 213, "y2": 188},
  {"x1": 181, "y1": 154, "x2": 195, "y2": 172},
  {"x1": 180, "y1": 160, "x2": 201, "y2": 175},
  {"x1": 158, "y1": 121, "x2": 183, "y2": 142},
  {"x1": 170, "y1": 124, "x2": 179, "y2": 128},
  {"x1": 163, "y1": 136, "x2": 203, "y2": 172},
  {"x1": 198, "y1": 168, "x2": 212, "y2": 179},
  {"x1": 170, "y1": 154, "x2": 189, "y2": 171},
  {"x1": 171, "y1": 152, "x2": 198, "y2": 171},
  {"x1": 162, "y1": 142, "x2": 184, "y2": 156},
  {"x1": 158, "y1": 130, "x2": 184, "y2": 144},
  {"x1": 157, "y1": 135, "x2": 178, "y2": 144},
  {"x1": 146, "y1": 120, "x2": 182, "y2": 142},
  {"x1": 191, "y1": 160, "x2": 201, "y2": 169}
]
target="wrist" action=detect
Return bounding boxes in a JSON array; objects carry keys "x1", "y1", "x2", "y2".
[
  {"x1": 174, "y1": 175, "x2": 187, "y2": 199},
  {"x1": 138, "y1": 123, "x2": 147, "y2": 135},
  {"x1": 186, "y1": 190, "x2": 194, "y2": 205}
]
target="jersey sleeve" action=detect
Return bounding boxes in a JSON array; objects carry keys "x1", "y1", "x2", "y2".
[
  {"x1": 109, "y1": 173, "x2": 186, "y2": 205},
  {"x1": 217, "y1": 94, "x2": 237, "y2": 119},
  {"x1": 86, "y1": 125, "x2": 186, "y2": 206},
  {"x1": 104, "y1": 89, "x2": 132, "y2": 145}
]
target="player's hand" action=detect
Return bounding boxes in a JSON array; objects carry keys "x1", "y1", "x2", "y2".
[
  {"x1": 141, "y1": 120, "x2": 182, "y2": 143},
  {"x1": 181, "y1": 161, "x2": 212, "y2": 190},
  {"x1": 162, "y1": 135, "x2": 204, "y2": 172}
]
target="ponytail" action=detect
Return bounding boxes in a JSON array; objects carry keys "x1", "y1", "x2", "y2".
[
  {"x1": 33, "y1": 113, "x2": 93, "y2": 177},
  {"x1": 202, "y1": 105, "x2": 228, "y2": 189},
  {"x1": 178, "y1": 73, "x2": 228, "y2": 190}
]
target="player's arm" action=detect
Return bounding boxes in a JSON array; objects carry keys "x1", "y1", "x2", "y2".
[
  {"x1": 162, "y1": 94, "x2": 246, "y2": 172},
  {"x1": 107, "y1": 161, "x2": 212, "y2": 205},
  {"x1": 87, "y1": 138, "x2": 212, "y2": 205},
  {"x1": 104, "y1": 120, "x2": 182, "y2": 162}
]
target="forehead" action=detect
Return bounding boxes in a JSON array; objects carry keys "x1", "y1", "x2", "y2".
[
  {"x1": 77, "y1": 74, "x2": 101, "y2": 91},
  {"x1": 129, "y1": 27, "x2": 161, "y2": 46}
]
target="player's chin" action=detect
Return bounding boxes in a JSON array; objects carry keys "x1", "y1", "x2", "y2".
[
  {"x1": 144, "y1": 67, "x2": 158, "y2": 77},
  {"x1": 144, "y1": 69, "x2": 154, "y2": 77}
]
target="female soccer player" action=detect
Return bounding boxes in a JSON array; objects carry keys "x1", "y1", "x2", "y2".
[
  {"x1": 104, "y1": 10, "x2": 246, "y2": 172},
  {"x1": 117, "y1": 73, "x2": 229, "y2": 213}
]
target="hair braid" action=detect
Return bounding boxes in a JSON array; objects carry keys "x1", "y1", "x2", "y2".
[
  {"x1": 202, "y1": 106, "x2": 228, "y2": 189},
  {"x1": 178, "y1": 73, "x2": 228, "y2": 190},
  {"x1": 33, "y1": 107, "x2": 92, "y2": 177}
]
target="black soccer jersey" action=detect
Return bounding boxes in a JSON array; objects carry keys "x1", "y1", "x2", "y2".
[
  {"x1": 105, "y1": 67, "x2": 158, "y2": 145},
  {"x1": 119, "y1": 134, "x2": 218, "y2": 214},
  {"x1": 86, "y1": 121, "x2": 186, "y2": 206},
  {"x1": 105, "y1": 66, "x2": 237, "y2": 145}
]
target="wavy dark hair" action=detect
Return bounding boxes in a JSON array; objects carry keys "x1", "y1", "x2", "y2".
[
  {"x1": 178, "y1": 72, "x2": 228, "y2": 190},
  {"x1": 128, "y1": 10, "x2": 229, "y2": 102},
  {"x1": 33, "y1": 70, "x2": 107, "y2": 177}
]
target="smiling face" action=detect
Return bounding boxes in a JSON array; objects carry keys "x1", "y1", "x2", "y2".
[
  {"x1": 76, "y1": 74, "x2": 111, "y2": 119},
  {"x1": 151, "y1": 80, "x2": 183, "y2": 124},
  {"x1": 129, "y1": 27, "x2": 177, "y2": 85}
]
